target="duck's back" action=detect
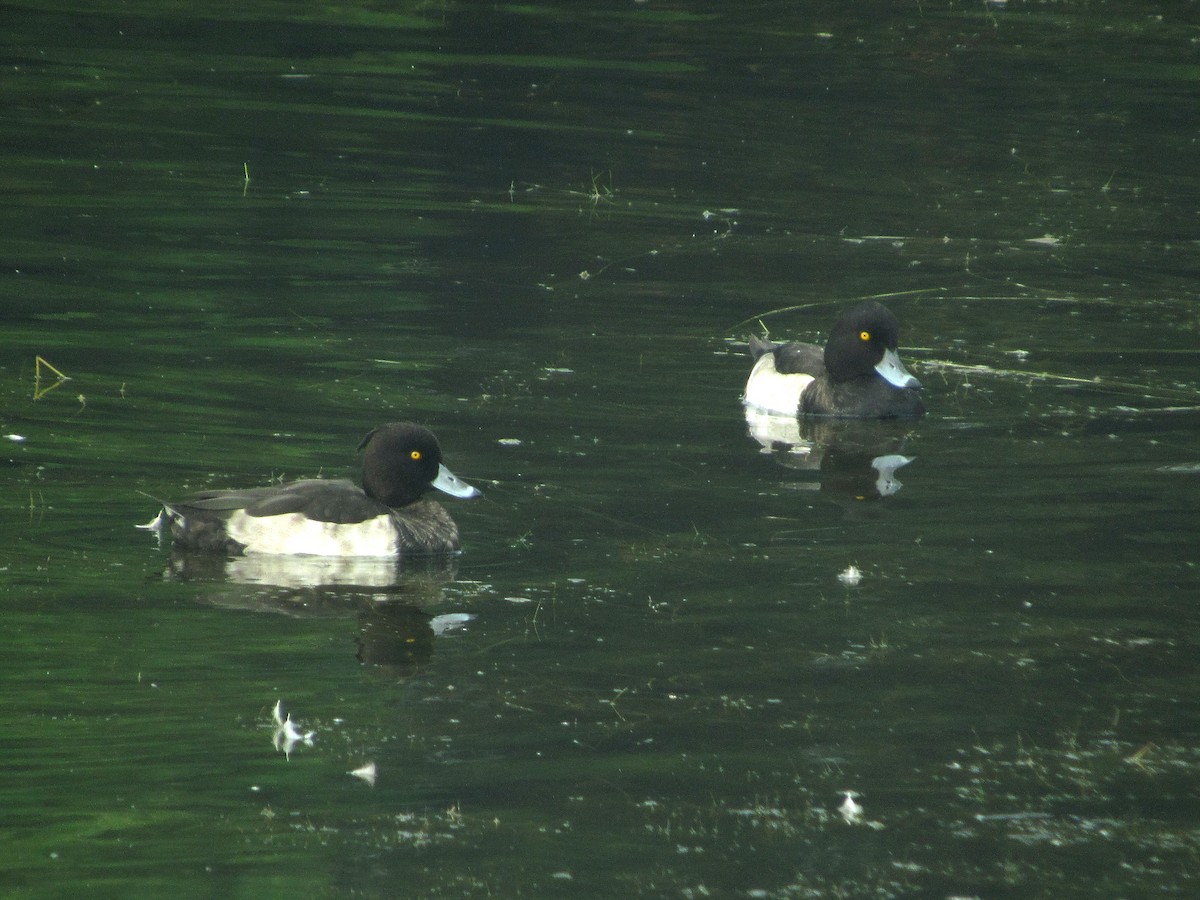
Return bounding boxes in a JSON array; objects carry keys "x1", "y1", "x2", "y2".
[
  {"x1": 748, "y1": 335, "x2": 825, "y2": 377},
  {"x1": 179, "y1": 479, "x2": 378, "y2": 520}
]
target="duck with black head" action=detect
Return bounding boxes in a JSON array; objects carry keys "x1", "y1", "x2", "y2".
[
  {"x1": 143, "y1": 422, "x2": 480, "y2": 557},
  {"x1": 744, "y1": 301, "x2": 924, "y2": 419}
]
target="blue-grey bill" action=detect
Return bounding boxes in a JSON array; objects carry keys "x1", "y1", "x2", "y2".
[
  {"x1": 432, "y1": 463, "x2": 482, "y2": 498},
  {"x1": 875, "y1": 349, "x2": 921, "y2": 389}
]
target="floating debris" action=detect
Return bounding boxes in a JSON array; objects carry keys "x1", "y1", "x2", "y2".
[
  {"x1": 838, "y1": 565, "x2": 863, "y2": 586},
  {"x1": 272, "y1": 700, "x2": 315, "y2": 757},
  {"x1": 975, "y1": 811, "x2": 1052, "y2": 822},
  {"x1": 135, "y1": 510, "x2": 166, "y2": 533},
  {"x1": 33, "y1": 355, "x2": 71, "y2": 401},
  {"x1": 871, "y1": 455, "x2": 912, "y2": 497},
  {"x1": 348, "y1": 762, "x2": 378, "y2": 787},
  {"x1": 136, "y1": 509, "x2": 167, "y2": 548},
  {"x1": 1159, "y1": 462, "x2": 1200, "y2": 474},
  {"x1": 430, "y1": 613, "x2": 475, "y2": 635},
  {"x1": 839, "y1": 792, "x2": 864, "y2": 824}
]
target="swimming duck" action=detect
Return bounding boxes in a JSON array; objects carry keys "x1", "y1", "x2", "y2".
[
  {"x1": 146, "y1": 422, "x2": 481, "y2": 556},
  {"x1": 744, "y1": 301, "x2": 924, "y2": 418}
]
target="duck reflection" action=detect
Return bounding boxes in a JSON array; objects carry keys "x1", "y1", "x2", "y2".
[
  {"x1": 745, "y1": 407, "x2": 917, "y2": 501},
  {"x1": 163, "y1": 552, "x2": 472, "y2": 676}
]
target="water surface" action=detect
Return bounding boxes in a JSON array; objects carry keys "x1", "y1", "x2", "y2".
[{"x1": 3, "y1": 1, "x2": 1200, "y2": 896}]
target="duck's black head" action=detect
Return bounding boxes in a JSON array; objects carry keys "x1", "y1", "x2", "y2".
[
  {"x1": 823, "y1": 301, "x2": 918, "y2": 389},
  {"x1": 358, "y1": 422, "x2": 480, "y2": 508}
]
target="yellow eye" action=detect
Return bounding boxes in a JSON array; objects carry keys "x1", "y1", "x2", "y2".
[
  {"x1": 410, "y1": 450, "x2": 422, "y2": 461},
  {"x1": 860, "y1": 330, "x2": 871, "y2": 341}
]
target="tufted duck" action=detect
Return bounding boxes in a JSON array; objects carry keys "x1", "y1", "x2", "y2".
[
  {"x1": 744, "y1": 301, "x2": 924, "y2": 418},
  {"x1": 145, "y1": 422, "x2": 480, "y2": 557}
]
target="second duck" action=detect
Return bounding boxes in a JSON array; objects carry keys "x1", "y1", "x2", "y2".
[{"x1": 744, "y1": 301, "x2": 924, "y2": 418}]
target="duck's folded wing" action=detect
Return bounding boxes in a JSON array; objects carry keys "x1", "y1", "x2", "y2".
[
  {"x1": 748, "y1": 335, "x2": 825, "y2": 376},
  {"x1": 771, "y1": 342, "x2": 825, "y2": 376},
  {"x1": 748, "y1": 334, "x2": 781, "y2": 361},
  {"x1": 183, "y1": 479, "x2": 386, "y2": 524},
  {"x1": 179, "y1": 486, "x2": 280, "y2": 511}
]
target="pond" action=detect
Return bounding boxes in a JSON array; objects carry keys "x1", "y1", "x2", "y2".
[{"x1": 3, "y1": 1, "x2": 1200, "y2": 896}]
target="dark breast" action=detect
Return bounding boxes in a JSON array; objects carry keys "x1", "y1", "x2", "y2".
[{"x1": 801, "y1": 376, "x2": 925, "y2": 418}]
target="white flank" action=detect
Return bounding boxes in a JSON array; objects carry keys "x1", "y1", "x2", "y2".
[
  {"x1": 228, "y1": 511, "x2": 399, "y2": 556},
  {"x1": 743, "y1": 354, "x2": 812, "y2": 415}
]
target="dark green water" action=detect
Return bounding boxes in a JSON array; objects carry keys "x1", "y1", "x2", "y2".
[{"x1": 4, "y1": 1, "x2": 1200, "y2": 896}]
